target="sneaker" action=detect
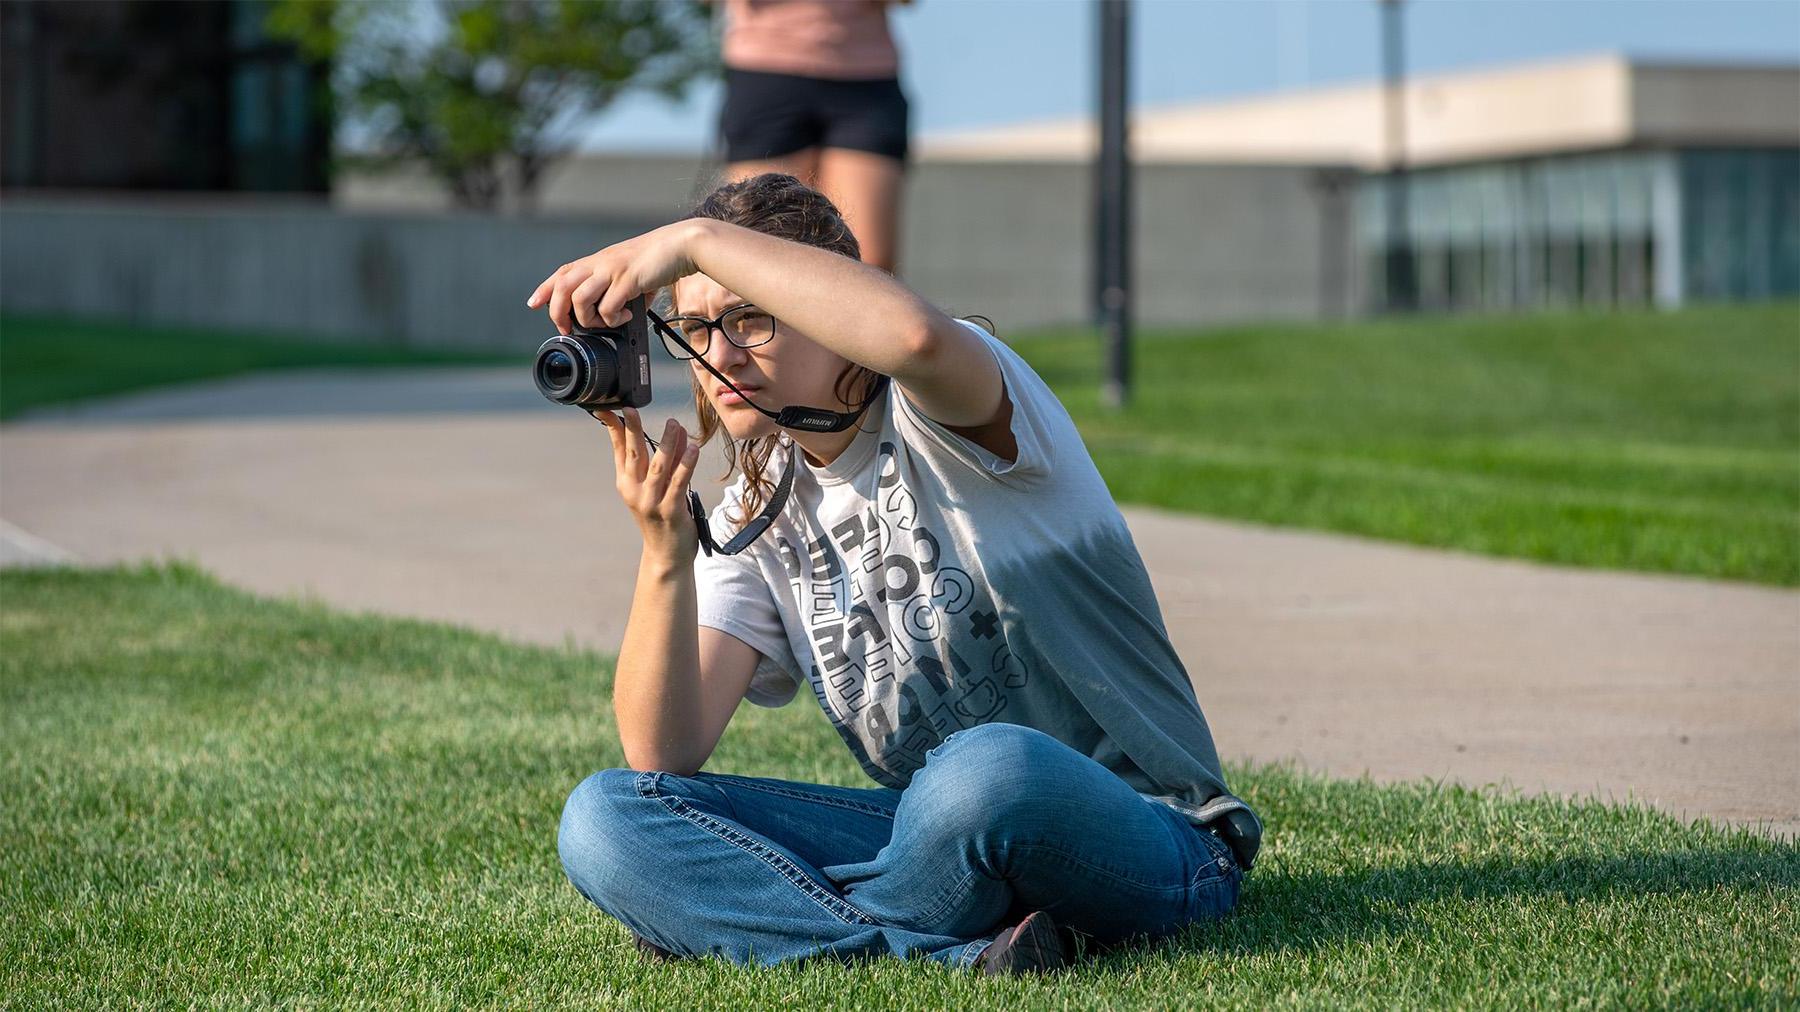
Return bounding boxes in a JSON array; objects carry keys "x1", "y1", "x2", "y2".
[
  {"x1": 631, "y1": 931, "x2": 678, "y2": 963},
  {"x1": 976, "y1": 910, "x2": 1068, "y2": 975}
]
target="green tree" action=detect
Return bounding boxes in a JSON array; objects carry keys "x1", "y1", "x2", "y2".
[{"x1": 269, "y1": 0, "x2": 713, "y2": 211}]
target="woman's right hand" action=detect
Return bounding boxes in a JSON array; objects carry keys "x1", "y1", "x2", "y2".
[{"x1": 593, "y1": 407, "x2": 702, "y2": 562}]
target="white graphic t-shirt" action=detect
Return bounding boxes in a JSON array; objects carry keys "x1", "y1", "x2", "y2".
[{"x1": 693, "y1": 320, "x2": 1250, "y2": 826}]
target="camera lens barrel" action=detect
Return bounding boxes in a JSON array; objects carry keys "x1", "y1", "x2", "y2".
[{"x1": 534, "y1": 334, "x2": 619, "y2": 407}]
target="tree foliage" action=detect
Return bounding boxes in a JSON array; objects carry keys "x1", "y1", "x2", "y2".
[{"x1": 268, "y1": 0, "x2": 714, "y2": 211}]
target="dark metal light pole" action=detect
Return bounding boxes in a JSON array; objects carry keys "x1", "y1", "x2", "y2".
[
  {"x1": 1379, "y1": 0, "x2": 1416, "y2": 311},
  {"x1": 1096, "y1": 0, "x2": 1132, "y2": 408}
]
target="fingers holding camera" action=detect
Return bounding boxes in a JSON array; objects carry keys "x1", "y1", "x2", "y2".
[
  {"x1": 547, "y1": 263, "x2": 586, "y2": 335},
  {"x1": 525, "y1": 262, "x2": 568, "y2": 313},
  {"x1": 645, "y1": 416, "x2": 691, "y2": 496},
  {"x1": 591, "y1": 409, "x2": 628, "y2": 475},
  {"x1": 662, "y1": 432, "x2": 703, "y2": 514},
  {"x1": 631, "y1": 418, "x2": 700, "y2": 557},
  {"x1": 567, "y1": 263, "x2": 644, "y2": 330},
  {"x1": 532, "y1": 257, "x2": 637, "y2": 333},
  {"x1": 594, "y1": 271, "x2": 641, "y2": 329},
  {"x1": 645, "y1": 418, "x2": 700, "y2": 515},
  {"x1": 528, "y1": 263, "x2": 577, "y2": 334},
  {"x1": 593, "y1": 410, "x2": 698, "y2": 549},
  {"x1": 529, "y1": 225, "x2": 702, "y2": 332},
  {"x1": 570, "y1": 269, "x2": 613, "y2": 330},
  {"x1": 619, "y1": 406, "x2": 649, "y2": 481},
  {"x1": 655, "y1": 433, "x2": 694, "y2": 529}
]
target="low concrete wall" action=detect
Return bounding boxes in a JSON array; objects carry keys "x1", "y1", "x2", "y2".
[
  {"x1": 342, "y1": 155, "x2": 1358, "y2": 330},
  {"x1": 902, "y1": 162, "x2": 1354, "y2": 330},
  {"x1": 0, "y1": 195, "x2": 664, "y2": 349},
  {"x1": 2, "y1": 159, "x2": 1353, "y2": 346}
]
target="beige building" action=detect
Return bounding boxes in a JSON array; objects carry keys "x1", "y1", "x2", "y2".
[
  {"x1": 5, "y1": 55, "x2": 1794, "y2": 347},
  {"x1": 338, "y1": 54, "x2": 1799, "y2": 322},
  {"x1": 921, "y1": 55, "x2": 1798, "y2": 169},
  {"x1": 921, "y1": 54, "x2": 1800, "y2": 313}
]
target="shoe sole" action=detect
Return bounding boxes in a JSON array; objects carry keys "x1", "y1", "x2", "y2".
[{"x1": 986, "y1": 910, "x2": 1067, "y2": 974}]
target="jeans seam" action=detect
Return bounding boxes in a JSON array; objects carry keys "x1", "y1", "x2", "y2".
[
  {"x1": 900, "y1": 866, "x2": 984, "y2": 933},
  {"x1": 637, "y1": 772, "x2": 880, "y2": 927},
  {"x1": 697, "y1": 774, "x2": 898, "y2": 820}
]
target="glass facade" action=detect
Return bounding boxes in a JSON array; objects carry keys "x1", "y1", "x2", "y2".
[
  {"x1": 226, "y1": 0, "x2": 329, "y2": 192},
  {"x1": 0, "y1": 0, "x2": 329, "y2": 193},
  {"x1": 1358, "y1": 147, "x2": 1800, "y2": 313},
  {"x1": 1681, "y1": 148, "x2": 1800, "y2": 303}
]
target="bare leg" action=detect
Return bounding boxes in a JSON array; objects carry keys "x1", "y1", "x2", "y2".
[
  {"x1": 815, "y1": 147, "x2": 906, "y2": 274},
  {"x1": 726, "y1": 148, "x2": 823, "y2": 188}
]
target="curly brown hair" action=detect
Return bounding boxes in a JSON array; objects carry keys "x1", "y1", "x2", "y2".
[{"x1": 666, "y1": 173, "x2": 887, "y2": 529}]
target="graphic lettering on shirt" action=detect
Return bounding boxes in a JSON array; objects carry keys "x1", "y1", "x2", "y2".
[{"x1": 778, "y1": 441, "x2": 1030, "y2": 783}]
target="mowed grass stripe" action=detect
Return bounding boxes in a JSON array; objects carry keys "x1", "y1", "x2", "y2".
[
  {"x1": 3, "y1": 565, "x2": 1795, "y2": 1008},
  {"x1": 1091, "y1": 445, "x2": 1796, "y2": 582},
  {"x1": 1081, "y1": 433, "x2": 1792, "y2": 519},
  {"x1": 1016, "y1": 302, "x2": 1800, "y2": 584},
  {"x1": 0, "y1": 314, "x2": 513, "y2": 419}
]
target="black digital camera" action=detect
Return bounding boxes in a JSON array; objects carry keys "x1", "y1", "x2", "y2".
[{"x1": 532, "y1": 294, "x2": 653, "y2": 410}]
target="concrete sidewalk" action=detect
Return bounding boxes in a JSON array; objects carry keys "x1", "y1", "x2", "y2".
[{"x1": 3, "y1": 367, "x2": 1796, "y2": 837}]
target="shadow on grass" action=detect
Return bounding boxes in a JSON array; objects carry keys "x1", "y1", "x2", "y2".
[{"x1": 1137, "y1": 847, "x2": 1799, "y2": 961}]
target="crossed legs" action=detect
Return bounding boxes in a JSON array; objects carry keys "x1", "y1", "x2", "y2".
[{"x1": 557, "y1": 722, "x2": 1242, "y2": 967}]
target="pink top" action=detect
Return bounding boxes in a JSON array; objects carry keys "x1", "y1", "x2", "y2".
[{"x1": 721, "y1": 0, "x2": 900, "y2": 81}]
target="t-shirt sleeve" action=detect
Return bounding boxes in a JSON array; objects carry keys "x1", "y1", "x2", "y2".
[
  {"x1": 693, "y1": 529, "x2": 801, "y2": 708},
  {"x1": 892, "y1": 318, "x2": 1060, "y2": 485}
]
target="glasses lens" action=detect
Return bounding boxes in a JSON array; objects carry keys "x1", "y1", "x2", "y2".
[
  {"x1": 722, "y1": 305, "x2": 775, "y2": 348},
  {"x1": 660, "y1": 319, "x2": 704, "y2": 360}
]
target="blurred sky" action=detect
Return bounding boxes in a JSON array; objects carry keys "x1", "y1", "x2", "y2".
[{"x1": 572, "y1": 0, "x2": 1800, "y2": 153}]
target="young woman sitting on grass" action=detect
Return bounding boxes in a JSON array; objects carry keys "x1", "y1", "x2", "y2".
[{"x1": 531, "y1": 174, "x2": 1259, "y2": 973}]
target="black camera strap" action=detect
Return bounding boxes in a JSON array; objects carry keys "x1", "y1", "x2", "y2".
[
  {"x1": 685, "y1": 441, "x2": 797, "y2": 557},
  {"x1": 634, "y1": 433, "x2": 795, "y2": 558},
  {"x1": 638, "y1": 308, "x2": 885, "y2": 556}
]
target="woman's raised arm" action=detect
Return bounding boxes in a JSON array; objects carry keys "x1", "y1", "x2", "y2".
[
  {"x1": 527, "y1": 219, "x2": 1007, "y2": 432},
  {"x1": 684, "y1": 220, "x2": 1005, "y2": 430}
]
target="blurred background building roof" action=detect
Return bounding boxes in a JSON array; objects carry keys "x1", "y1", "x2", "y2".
[{"x1": 919, "y1": 55, "x2": 1800, "y2": 168}]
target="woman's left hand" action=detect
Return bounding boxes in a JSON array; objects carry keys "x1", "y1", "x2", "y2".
[{"x1": 525, "y1": 220, "x2": 708, "y2": 334}]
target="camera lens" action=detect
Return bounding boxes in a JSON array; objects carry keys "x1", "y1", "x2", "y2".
[
  {"x1": 534, "y1": 343, "x2": 585, "y2": 401},
  {"x1": 542, "y1": 350, "x2": 574, "y2": 388},
  {"x1": 534, "y1": 334, "x2": 620, "y2": 407}
]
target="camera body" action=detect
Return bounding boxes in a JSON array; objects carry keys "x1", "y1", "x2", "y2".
[{"x1": 533, "y1": 294, "x2": 653, "y2": 410}]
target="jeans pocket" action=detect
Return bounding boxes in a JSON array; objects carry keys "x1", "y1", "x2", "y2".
[
  {"x1": 1184, "y1": 827, "x2": 1243, "y2": 923},
  {"x1": 1189, "y1": 824, "x2": 1235, "y2": 875}
]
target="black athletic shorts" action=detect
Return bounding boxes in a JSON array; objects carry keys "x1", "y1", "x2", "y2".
[{"x1": 719, "y1": 67, "x2": 910, "y2": 164}]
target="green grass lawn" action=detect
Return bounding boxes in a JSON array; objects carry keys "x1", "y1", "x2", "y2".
[
  {"x1": 1015, "y1": 302, "x2": 1800, "y2": 585},
  {"x1": 3, "y1": 565, "x2": 1795, "y2": 1008},
  {"x1": 0, "y1": 315, "x2": 514, "y2": 420}
]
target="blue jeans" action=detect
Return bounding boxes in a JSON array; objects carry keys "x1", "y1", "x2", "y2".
[{"x1": 557, "y1": 722, "x2": 1244, "y2": 967}]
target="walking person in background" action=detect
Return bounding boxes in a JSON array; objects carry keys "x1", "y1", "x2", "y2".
[{"x1": 711, "y1": 0, "x2": 911, "y2": 273}]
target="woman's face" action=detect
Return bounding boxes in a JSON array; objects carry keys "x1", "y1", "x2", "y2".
[{"x1": 671, "y1": 273, "x2": 856, "y2": 441}]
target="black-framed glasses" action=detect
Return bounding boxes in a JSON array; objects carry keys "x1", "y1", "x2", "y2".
[{"x1": 658, "y1": 304, "x2": 776, "y2": 360}]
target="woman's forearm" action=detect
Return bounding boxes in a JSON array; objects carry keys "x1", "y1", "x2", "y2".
[
  {"x1": 612, "y1": 548, "x2": 707, "y2": 774},
  {"x1": 684, "y1": 219, "x2": 953, "y2": 380}
]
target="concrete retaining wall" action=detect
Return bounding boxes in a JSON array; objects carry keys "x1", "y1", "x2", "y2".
[
  {"x1": 0, "y1": 195, "x2": 664, "y2": 349},
  {"x1": 2, "y1": 158, "x2": 1354, "y2": 347}
]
